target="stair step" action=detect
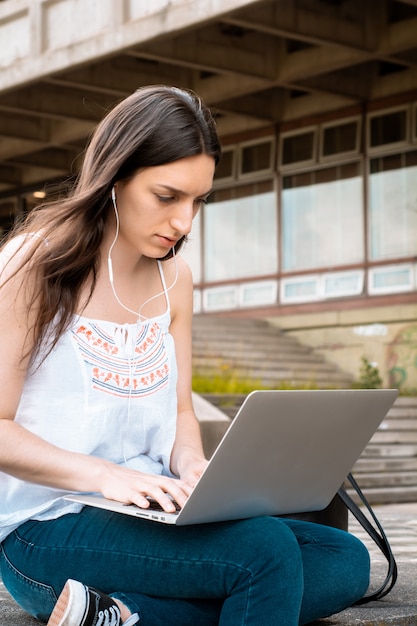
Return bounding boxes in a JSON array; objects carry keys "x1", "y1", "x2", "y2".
[
  {"x1": 363, "y1": 444, "x2": 417, "y2": 457},
  {"x1": 193, "y1": 359, "x2": 348, "y2": 375},
  {"x1": 193, "y1": 315, "x2": 417, "y2": 505},
  {"x1": 380, "y1": 419, "x2": 417, "y2": 429},
  {"x1": 368, "y1": 431, "x2": 417, "y2": 444},
  {"x1": 193, "y1": 340, "x2": 313, "y2": 356},
  {"x1": 192, "y1": 351, "x2": 325, "y2": 364},
  {"x1": 345, "y1": 472, "x2": 417, "y2": 489},
  {"x1": 192, "y1": 315, "x2": 352, "y2": 389},
  {"x1": 354, "y1": 456, "x2": 417, "y2": 470},
  {"x1": 345, "y1": 485, "x2": 417, "y2": 505},
  {"x1": 386, "y1": 407, "x2": 417, "y2": 418}
]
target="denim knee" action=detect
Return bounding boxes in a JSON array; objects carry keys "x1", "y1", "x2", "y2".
[{"x1": 229, "y1": 515, "x2": 303, "y2": 574}]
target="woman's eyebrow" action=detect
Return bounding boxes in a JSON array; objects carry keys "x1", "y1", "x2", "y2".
[{"x1": 156, "y1": 184, "x2": 213, "y2": 197}]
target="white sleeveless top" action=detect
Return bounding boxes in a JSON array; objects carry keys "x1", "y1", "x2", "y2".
[{"x1": 0, "y1": 261, "x2": 178, "y2": 542}]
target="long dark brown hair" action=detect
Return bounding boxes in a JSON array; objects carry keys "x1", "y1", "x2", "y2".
[{"x1": 1, "y1": 85, "x2": 221, "y2": 362}]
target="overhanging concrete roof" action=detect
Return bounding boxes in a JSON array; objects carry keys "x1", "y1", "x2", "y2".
[{"x1": 1, "y1": 0, "x2": 417, "y2": 197}]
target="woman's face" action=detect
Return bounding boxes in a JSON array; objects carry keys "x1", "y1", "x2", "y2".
[{"x1": 113, "y1": 154, "x2": 215, "y2": 259}]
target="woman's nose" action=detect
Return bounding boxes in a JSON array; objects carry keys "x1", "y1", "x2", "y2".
[{"x1": 170, "y1": 203, "x2": 194, "y2": 236}]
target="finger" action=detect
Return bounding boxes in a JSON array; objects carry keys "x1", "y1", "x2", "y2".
[
  {"x1": 143, "y1": 489, "x2": 178, "y2": 513},
  {"x1": 127, "y1": 492, "x2": 151, "y2": 509},
  {"x1": 146, "y1": 481, "x2": 190, "y2": 512},
  {"x1": 162, "y1": 480, "x2": 193, "y2": 506}
]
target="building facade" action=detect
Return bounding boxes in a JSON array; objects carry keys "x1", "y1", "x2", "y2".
[{"x1": 0, "y1": 0, "x2": 416, "y2": 388}]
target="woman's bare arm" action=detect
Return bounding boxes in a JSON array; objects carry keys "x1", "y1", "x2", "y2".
[
  {"x1": 0, "y1": 250, "x2": 191, "y2": 512},
  {"x1": 168, "y1": 256, "x2": 208, "y2": 486}
]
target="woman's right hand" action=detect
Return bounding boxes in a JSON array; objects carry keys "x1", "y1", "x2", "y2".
[
  {"x1": 0, "y1": 420, "x2": 191, "y2": 514},
  {"x1": 98, "y1": 462, "x2": 193, "y2": 513}
]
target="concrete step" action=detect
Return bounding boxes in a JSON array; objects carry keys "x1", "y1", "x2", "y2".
[
  {"x1": 354, "y1": 458, "x2": 417, "y2": 472},
  {"x1": 345, "y1": 471, "x2": 417, "y2": 489},
  {"x1": 192, "y1": 315, "x2": 353, "y2": 389},
  {"x1": 345, "y1": 485, "x2": 417, "y2": 505},
  {"x1": 193, "y1": 349, "x2": 329, "y2": 364},
  {"x1": 193, "y1": 363, "x2": 353, "y2": 385}
]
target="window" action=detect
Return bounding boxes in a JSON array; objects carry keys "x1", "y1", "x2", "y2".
[
  {"x1": 282, "y1": 162, "x2": 364, "y2": 271},
  {"x1": 320, "y1": 118, "x2": 361, "y2": 160},
  {"x1": 322, "y1": 271, "x2": 364, "y2": 298},
  {"x1": 203, "y1": 285, "x2": 238, "y2": 311},
  {"x1": 280, "y1": 270, "x2": 364, "y2": 303},
  {"x1": 215, "y1": 148, "x2": 235, "y2": 182},
  {"x1": 368, "y1": 264, "x2": 414, "y2": 295},
  {"x1": 369, "y1": 107, "x2": 409, "y2": 151},
  {"x1": 239, "y1": 139, "x2": 274, "y2": 178},
  {"x1": 280, "y1": 276, "x2": 320, "y2": 303},
  {"x1": 280, "y1": 128, "x2": 316, "y2": 168},
  {"x1": 180, "y1": 211, "x2": 202, "y2": 283},
  {"x1": 215, "y1": 139, "x2": 274, "y2": 183},
  {"x1": 239, "y1": 280, "x2": 278, "y2": 307},
  {"x1": 369, "y1": 150, "x2": 417, "y2": 261},
  {"x1": 203, "y1": 181, "x2": 277, "y2": 281},
  {"x1": 193, "y1": 289, "x2": 202, "y2": 314}
]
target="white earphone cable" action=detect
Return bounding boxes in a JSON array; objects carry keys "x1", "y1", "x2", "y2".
[{"x1": 108, "y1": 187, "x2": 179, "y2": 321}]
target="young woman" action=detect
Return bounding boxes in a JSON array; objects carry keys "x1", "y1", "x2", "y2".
[{"x1": 0, "y1": 85, "x2": 370, "y2": 626}]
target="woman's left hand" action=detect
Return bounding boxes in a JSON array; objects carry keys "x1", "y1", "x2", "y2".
[{"x1": 179, "y1": 455, "x2": 209, "y2": 489}]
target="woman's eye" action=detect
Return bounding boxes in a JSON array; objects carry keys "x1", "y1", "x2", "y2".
[{"x1": 157, "y1": 195, "x2": 174, "y2": 203}]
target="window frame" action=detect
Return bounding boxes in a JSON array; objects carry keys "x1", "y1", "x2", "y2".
[
  {"x1": 237, "y1": 136, "x2": 276, "y2": 181},
  {"x1": 238, "y1": 279, "x2": 278, "y2": 308},
  {"x1": 214, "y1": 145, "x2": 237, "y2": 185},
  {"x1": 368, "y1": 263, "x2": 415, "y2": 295},
  {"x1": 319, "y1": 116, "x2": 362, "y2": 163},
  {"x1": 367, "y1": 105, "x2": 410, "y2": 155},
  {"x1": 279, "y1": 126, "x2": 318, "y2": 172}
]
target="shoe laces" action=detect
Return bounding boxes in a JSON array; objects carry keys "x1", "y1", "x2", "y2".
[
  {"x1": 96, "y1": 605, "x2": 121, "y2": 626},
  {"x1": 94, "y1": 602, "x2": 139, "y2": 625}
]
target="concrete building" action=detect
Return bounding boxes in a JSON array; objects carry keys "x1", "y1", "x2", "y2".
[{"x1": 0, "y1": 0, "x2": 416, "y2": 388}]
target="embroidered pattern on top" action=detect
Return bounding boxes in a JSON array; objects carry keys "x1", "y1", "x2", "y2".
[{"x1": 73, "y1": 321, "x2": 169, "y2": 397}]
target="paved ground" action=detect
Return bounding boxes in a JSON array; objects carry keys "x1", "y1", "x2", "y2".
[
  {"x1": 1, "y1": 503, "x2": 416, "y2": 625},
  {"x1": 313, "y1": 502, "x2": 417, "y2": 626}
]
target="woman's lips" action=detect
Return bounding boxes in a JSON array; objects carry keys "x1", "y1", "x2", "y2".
[{"x1": 156, "y1": 235, "x2": 177, "y2": 248}]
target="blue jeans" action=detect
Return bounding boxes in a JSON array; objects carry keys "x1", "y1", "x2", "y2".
[{"x1": 0, "y1": 507, "x2": 370, "y2": 625}]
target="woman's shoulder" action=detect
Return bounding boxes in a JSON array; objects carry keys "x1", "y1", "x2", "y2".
[
  {"x1": 159, "y1": 253, "x2": 193, "y2": 323},
  {"x1": 162, "y1": 252, "x2": 192, "y2": 279}
]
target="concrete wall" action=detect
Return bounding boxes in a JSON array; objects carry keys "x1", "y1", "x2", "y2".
[
  {"x1": 267, "y1": 303, "x2": 417, "y2": 392},
  {"x1": 0, "y1": 0, "x2": 255, "y2": 91}
]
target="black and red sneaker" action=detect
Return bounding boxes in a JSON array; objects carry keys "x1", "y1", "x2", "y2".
[{"x1": 47, "y1": 579, "x2": 140, "y2": 626}]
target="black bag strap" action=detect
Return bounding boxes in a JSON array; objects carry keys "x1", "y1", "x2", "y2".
[{"x1": 337, "y1": 473, "x2": 398, "y2": 604}]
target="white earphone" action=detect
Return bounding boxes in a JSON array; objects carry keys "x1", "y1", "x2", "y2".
[{"x1": 108, "y1": 187, "x2": 178, "y2": 321}]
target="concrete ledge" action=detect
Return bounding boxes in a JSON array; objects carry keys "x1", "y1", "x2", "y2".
[
  {"x1": 193, "y1": 391, "x2": 231, "y2": 458},
  {"x1": 0, "y1": 596, "x2": 39, "y2": 625}
]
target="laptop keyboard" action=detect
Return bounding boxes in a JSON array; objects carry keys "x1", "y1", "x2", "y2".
[
  {"x1": 146, "y1": 499, "x2": 181, "y2": 512},
  {"x1": 122, "y1": 499, "x2": 181, "y2": 513}
]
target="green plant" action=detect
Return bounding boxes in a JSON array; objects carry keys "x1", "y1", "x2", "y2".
[
  {"x1": 192, "y1": 362, "x2": 320, "y2": 394},
  {"x1": 192, "y1": 363, "x2": 267, "y2": 395},
  {"x1": 353, "y1": 357, "x2": 382, "y2": 389}
]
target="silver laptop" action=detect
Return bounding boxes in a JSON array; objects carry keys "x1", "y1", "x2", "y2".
[{"x1": 65, "y1": 388, "x2": 398, "y2": 525}]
